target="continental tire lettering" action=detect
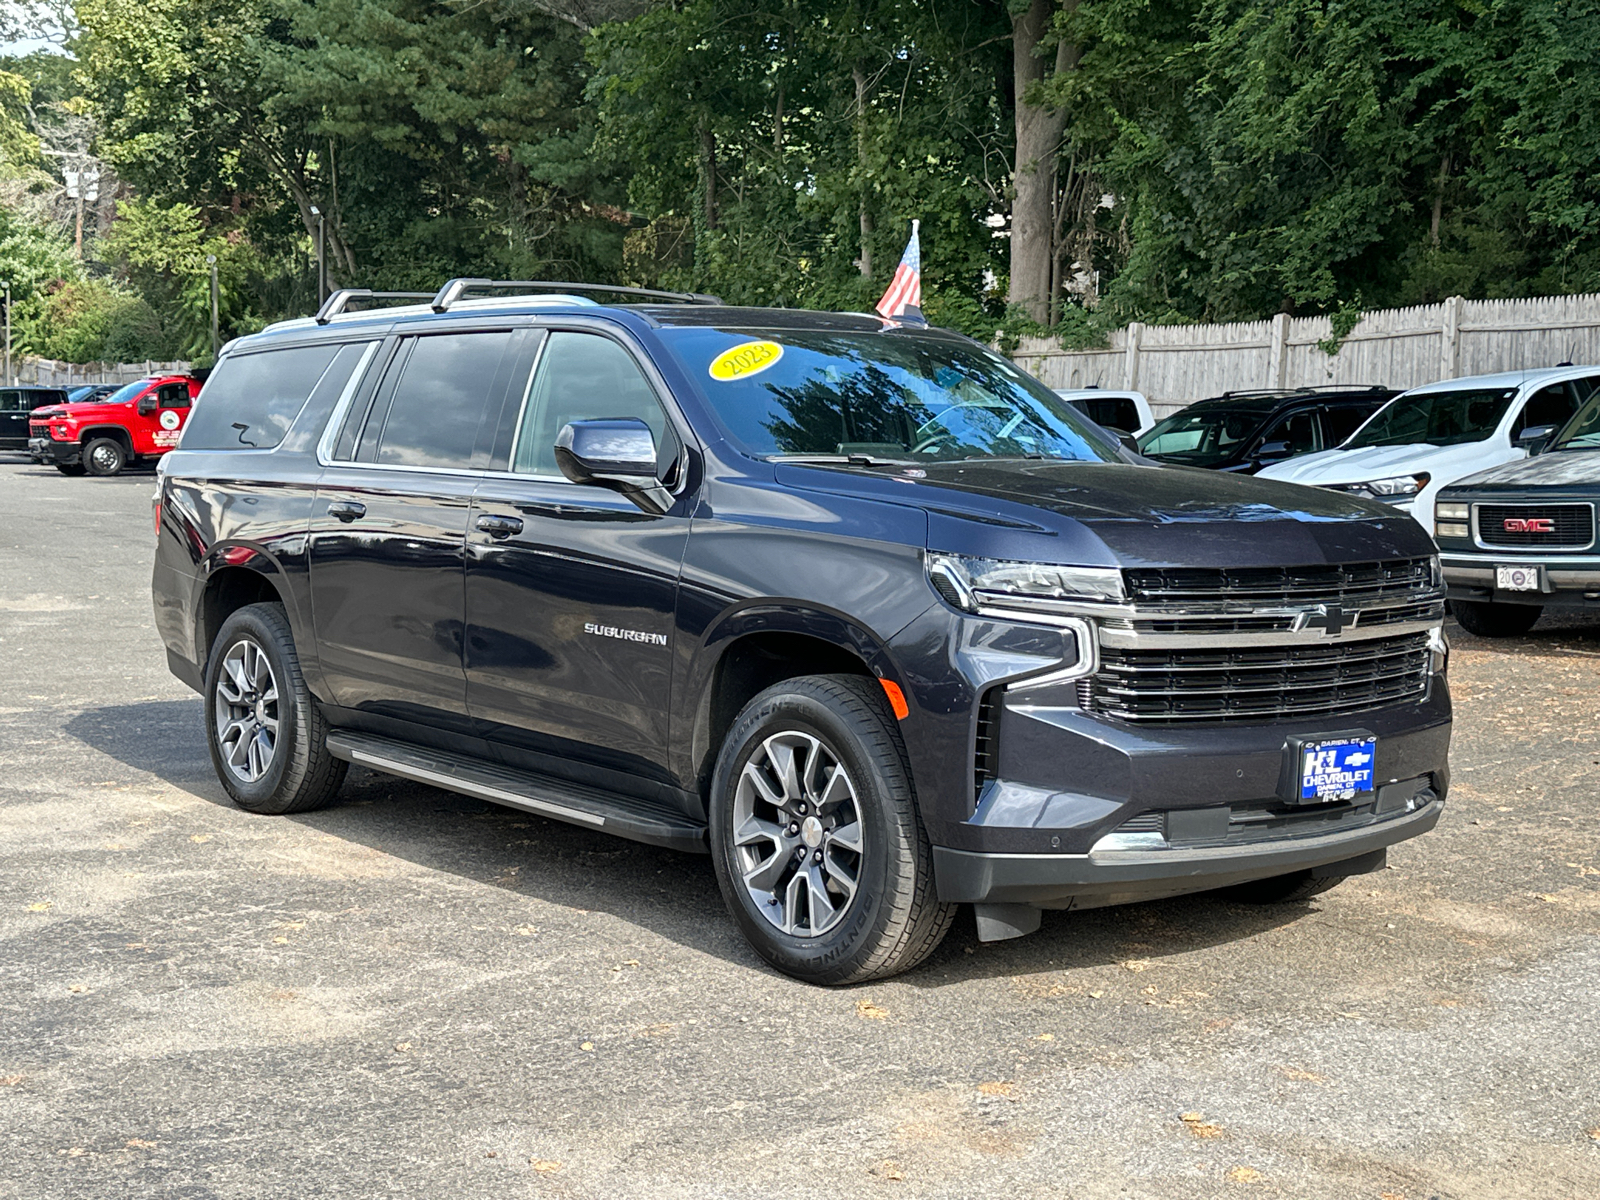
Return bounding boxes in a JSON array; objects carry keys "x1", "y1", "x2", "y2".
[{"x1": 583, "y1": 621, "x2": 668, "y2": 647}]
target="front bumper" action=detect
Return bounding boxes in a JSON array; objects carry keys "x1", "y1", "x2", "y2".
[
  {"x1": 935, "y1": 793, "x2": 1440, "y2": 907},
  {"x1": 29, "y1": 435, "x2": 81, "y2": 465},
  {"x1": 1443, "y1": 550, "x2": 1600, "y2": 608}
]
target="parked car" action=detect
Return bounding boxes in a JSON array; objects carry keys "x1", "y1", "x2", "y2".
[
  {"x1": 152, "y1": 279, "x2": 1451, "y2": 985},
  {"x1": 1135, "y1": 386, "x2": 1395, "y2": 474},
  {"x1": 1258, "y1": 367, "x2": 1600, "y2": 534},
  {"x1": 1433, "y1": 385, "x2": 1600, "y2": 636},
  {"x1": 27, "y1": 374, "x2": 202, "y2": 475},
  {"x1": 67, "y1": 383, "x2": 121, "y2": 404},
  {"x1": 1053, "y1": 388, "x2": 1154, "y2": 437},
  {"x1": 0, "y1": 385, "x2": 70, "y2": 450}
]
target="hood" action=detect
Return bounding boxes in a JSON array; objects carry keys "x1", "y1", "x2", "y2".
[
  {"x1": 1446, "y1": 449, "x2": 1600, "y2": 492},
  {"x1": 36, "y1": 401, "x2": 134, "y2": 420},
  {"x1": 1258, "y1": 440, "x2": 1493, "y2": 485},
  {"x1": 775, "y1": 459, "x2": 1435, "y2": 570}
]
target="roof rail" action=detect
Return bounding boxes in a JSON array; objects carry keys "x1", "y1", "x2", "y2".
[
  {"x1": 430, "y1": 278, "x2": 723, "y2": 313},
  {"x1": 315, "y1": 289, "x2": 435, "y2": 325}
]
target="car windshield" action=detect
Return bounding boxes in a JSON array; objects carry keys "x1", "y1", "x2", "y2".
[
  {"x1": 1345, "y1": 387, "x2": 1517, "y2": 449},
  {"x1": 1551, "y1": 391, "x2": 1600, "y2": 451},
  {"x1": 68, "y1": 386, "x2": 107, "y2": 402},
  {"x1": 1136, "y1": 405, "x2": 1271, "y2": 467},
  {"x1": 101, "y1": 379, "x2": 151, "y2": 406},
  {"x1": 656, "y1": 328, "x2": 1116, "y2": 463}
]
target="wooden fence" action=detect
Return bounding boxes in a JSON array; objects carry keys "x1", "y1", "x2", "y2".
[
  {"x1": 7, "y1": 356, "x2": 193, "y2": 387},
  {"x1": 1010, "y1": 293, "x2": 1600, "y2": 418}
]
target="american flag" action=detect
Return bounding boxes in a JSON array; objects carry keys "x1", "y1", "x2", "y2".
[{"x1": 875, "y1": 220, "x2": 922, "y2": 320}]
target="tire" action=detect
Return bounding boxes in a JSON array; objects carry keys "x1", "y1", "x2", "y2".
[
  {"x1": 1448, "y1": 598, "x2": 1541, "y2": 638},
  {"x1": 708, "y1": 675, "x2": 956, "y2": 985},
  {"x1": 203, "y1": 602, "x2": 346, "y2": 815},
  {"x1": 82, "y1": 436, "x2": 127, "y2": 476},
  {"x1": 54, "y1": 462, "x2": 86, "y2": 476},
  {"x1": 1221, "y1": 870, "x2": 1345, "y2": 904}
]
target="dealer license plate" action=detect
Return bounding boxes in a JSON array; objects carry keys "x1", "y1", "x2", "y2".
[
  {"x1": 1495, "y1": 565, "x2": 1542, "y2": 591},
  {"x1": 1299, "y1": 737, "x2": 1376, "y2": 804}
]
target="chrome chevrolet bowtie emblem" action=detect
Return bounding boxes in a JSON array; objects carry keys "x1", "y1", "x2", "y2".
[{"x1": 1292, "y1": 603, "x2": 1346, "y2": 636}]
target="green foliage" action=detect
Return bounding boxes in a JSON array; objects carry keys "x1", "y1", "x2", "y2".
[
  {"x1": 16, "y1": 277, "x2": 173, "y2": 362},
  {"x1": 1317, "y1": 297, "x2": 1365, "y2": 357}
]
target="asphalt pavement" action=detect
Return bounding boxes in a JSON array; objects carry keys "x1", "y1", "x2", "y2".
[{"x1": 2, "y1": 454, "x2": 1597, "y2": 1199}]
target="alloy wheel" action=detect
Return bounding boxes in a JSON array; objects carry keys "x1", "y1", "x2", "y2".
[
  {"x1": 213, "y1": 639, "x2": 280, "y2": 783},
  {"x1": 90, "y1": 443, "x2": 120, "y2": 472},
  {"x1": 731, "y1": 731, "x2": 865, "y2": 937}
]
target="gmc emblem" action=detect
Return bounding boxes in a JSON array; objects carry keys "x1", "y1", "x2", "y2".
[{"x1": 1504, "y1": 517, "x2": 1555, "y2": 533}]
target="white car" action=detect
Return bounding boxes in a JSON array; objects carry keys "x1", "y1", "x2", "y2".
[
  {"x1": 1257, "y1": 366, "x2": 1600, "y2": 534},
  {"x1": 1054, "y1": 388, "x2": 1155, "y2": 437}
]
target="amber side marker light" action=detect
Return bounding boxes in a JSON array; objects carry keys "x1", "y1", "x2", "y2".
[{"x1": 879, "y1": 678, "x2": 910, "y2": 720}]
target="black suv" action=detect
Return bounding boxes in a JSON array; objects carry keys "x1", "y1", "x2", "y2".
[
  {"x1": 1, "y1": 385, "x2": 69, "y2": 450},
  {"x1": 152, "y1": 281, "x2": 1452, "y2": 984},
  {"x1": 1137, "y1": 386, "x2": 1396, "y2": 473}
]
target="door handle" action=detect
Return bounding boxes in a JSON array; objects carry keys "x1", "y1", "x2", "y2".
[
  {"x1": 327, "y1": 500, "x2": 366, "y2": 522},
  {"x1": 475, "y1": 514, "x2": 524, "y2": 538}
]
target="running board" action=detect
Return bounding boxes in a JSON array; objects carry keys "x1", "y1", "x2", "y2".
[{"x1": 325, "y1": 732, "x2": 708, "y2": 853}]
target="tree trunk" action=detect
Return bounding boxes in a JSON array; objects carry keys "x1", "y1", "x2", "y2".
[
  {"x1": 699, "y1": 118, "x2": 719, "y2": 231},
  {"x1": 774, "y1": 81, "x2": 785, "y2": 155},
  {"x1": 1430, "y1": 153, "x2": 1451, "y2": 247},
  {"x1": 1008, "y1": 0, "x2": 1078, "y2": 324},
  {"x1": 853, "y1": 64, "x2": 873, "y2": 278}
]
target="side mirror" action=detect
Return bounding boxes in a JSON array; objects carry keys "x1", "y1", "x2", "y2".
[
  {"x1": 136, "y1": 394, "x2": 156, "y2": 416},
  {"x1": 1515, "y1": 424, "x2": 1556, "y2": 455},
  {"x1": 1117, "y1": 432, "x2": 1140, "y2": 455},
  {"x1": 553, "y1": 417, "x2": 671, "y2": 514},
  {"x1": 1256, "y1": 439, "x2": 1293, "y2": 461}
]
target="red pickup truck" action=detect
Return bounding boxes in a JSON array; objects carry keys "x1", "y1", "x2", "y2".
[{"x1": 28, "y1": 374, "x2": 203, "y2": 476}]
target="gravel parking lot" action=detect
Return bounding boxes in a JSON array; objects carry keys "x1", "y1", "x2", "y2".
[{"x1": 2, "y1": 456, "x2": 1598, "y2": 1200}]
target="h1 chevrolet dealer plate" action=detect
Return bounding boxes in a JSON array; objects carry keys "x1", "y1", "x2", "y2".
[{"x1": 1299, "y1": 737, "x2": 1376, "y2": 803}]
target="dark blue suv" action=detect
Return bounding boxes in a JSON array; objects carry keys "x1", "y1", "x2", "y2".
[{"x1": 151, "y1": 280, "x2": 1452, "y2": 984}]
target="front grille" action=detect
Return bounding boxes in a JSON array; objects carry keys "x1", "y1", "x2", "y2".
[
  {"x1": 28, "y1": 422, "x2": 50, "y2": 437},
  {"x1": 1084, "y1": 631, "x2": 1431, "y2": 723},
  {"x1": 1475, "y1": 503, "x2": 1594, "y2": 549},
  {"x1": 1123, "y1": 558, "x2": 1435, "y2": 607}
]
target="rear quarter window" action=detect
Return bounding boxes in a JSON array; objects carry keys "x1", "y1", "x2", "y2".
[{"x1": 181, "y1": 344, "x2": 345, "y2": 450}]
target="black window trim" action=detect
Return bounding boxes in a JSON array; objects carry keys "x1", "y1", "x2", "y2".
[{"x1": 492, "y1": 318, "x2": 697, "y2": 490}]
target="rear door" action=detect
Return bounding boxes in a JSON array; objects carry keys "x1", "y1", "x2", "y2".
[
  {"x1": 0, "y1": 390, "x2": 23, "y2": 447},
  {"x1": 464, "y1": 327, "x2": 692, "y2": 795},
  {"x1": 147, "y1": 381, "x2": 194, "y2": 454},
  {"x1": 308, "y1": 327, "x2": 525, "y2": 735}
]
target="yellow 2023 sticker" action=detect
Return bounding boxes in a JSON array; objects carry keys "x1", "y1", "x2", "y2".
[{"x1": 709, "y1": 340, "x2": 784, "y2": 381}]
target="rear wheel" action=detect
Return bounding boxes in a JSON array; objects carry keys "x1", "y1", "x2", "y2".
[
  {"x1": 1221, "y1": 870, "x2": 1345, "y2": 904},
  {"x1": 708, "y1": 675, "x2": 954, "y2": 985},
  {"x1": 54, "y1": 462, "x2": 86, "y2": 476},
  {"x1": 204, "y1": 602, "x2": 346, "y2": 815},
  {"x1": 1448, "y1": 599, "x2": 1541, "y2": 638},
  {"x1": 83, "y1": 437, "x2": 127, "y2": 477}
]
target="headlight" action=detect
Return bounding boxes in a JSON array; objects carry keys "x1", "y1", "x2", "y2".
[
  {"x1": 928, "y1": 554, "x2": 1124, "y2": 612},
  {"x1": 1330, "y1": 473, "x2": 1431, "y2": 501},
  {"x1": 1434, "y1": 500, "x2": 1469, "y2": 540}
]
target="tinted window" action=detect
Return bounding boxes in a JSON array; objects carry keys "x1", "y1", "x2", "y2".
[
  {"x1": 0, "y1": 391, "x2": 18, "y2": 411},
  {"x1": 657, "y1": 327, "x2": 1114, "y2": 464},
  {"x1": 183, "y1": 345, "x2": 342, "y2": 450},
  {"x1": 1260, "y1": 410, "x2": 1319, "y2": 455},
  {"x1": 1071, "y1": 396, "x2": 1139, "y2": 433},
  {"x1": 513, "y1": 332, "x2": 668, "y2": 476},
  {"x1": 370, "y1": 331, "x2": 513, "y2": 469},
  {"x1": 1346, "y1": 388, "x2": 1517, "y2": 448},
  {"x1": 1321, "y1": 404, "x2": 1375, "y2": 447},
  {"x1": 1516, "y1": 382, "x2": 1581, "y2": 436},
  {"x1": 1137, "y1": 404, "x2": 1273, "y2": 466},
  {"x1": 158, "y1": 383, "x2": 192, "y2": 409}
]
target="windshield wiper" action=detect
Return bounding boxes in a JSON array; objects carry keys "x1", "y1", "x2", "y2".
[{"x1": 769, "y1": 453, "x2": 917, "y2": 466}]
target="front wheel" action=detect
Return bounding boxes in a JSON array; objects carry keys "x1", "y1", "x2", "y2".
[
  {"x1": 83, "y1": 437, "x2": 127, "y2": 476},
  {"x1": 204, "y1": 602, "x2": 346, "y2": 815},
  {"x1": 1448, "y1": 599, "x2": 1541, "y2": 638},
  {"x1": 709, "y1": 675, "x2": 955, "y2": 985}
]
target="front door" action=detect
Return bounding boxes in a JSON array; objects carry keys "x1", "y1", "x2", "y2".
[
  {"x1": 309, "y1": 328, "x2": 524, "y2": 735},
  {"x1": 465, "y1": 329, "x2": 691, "y2": 795}
]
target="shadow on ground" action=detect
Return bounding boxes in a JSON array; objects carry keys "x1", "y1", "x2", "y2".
[{"x1": 68, "y1": 700, "x2": 1334, "y2": 986}]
